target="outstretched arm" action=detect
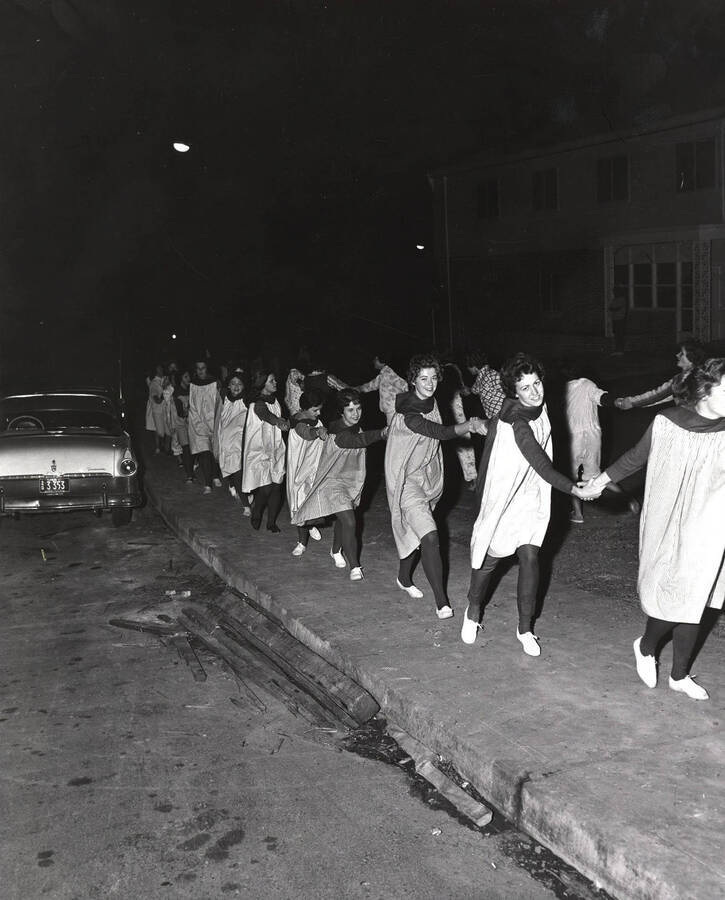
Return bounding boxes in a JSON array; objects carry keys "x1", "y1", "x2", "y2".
[
  {"x1": 596, "y1": 422, "x2": 653, "y2": 485},
  {"x1": 614, "y1": 379, "x2": 673, "y2": 410},
  {"x1": 511, "y1": 420, "x2": 576, "y2": 494}
]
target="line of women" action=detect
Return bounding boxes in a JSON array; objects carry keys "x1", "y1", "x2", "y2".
[{"x1": 162, "y1": 349, "x2": 725, "y2": 702}]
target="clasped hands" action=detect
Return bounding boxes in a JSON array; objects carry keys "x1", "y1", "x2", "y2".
[
  {"x1": 572, "y1": 476, "x2": 605, "y2": 501},
  {"x1": 467, "y1": 417, "x2": 488, "y2": 436}
]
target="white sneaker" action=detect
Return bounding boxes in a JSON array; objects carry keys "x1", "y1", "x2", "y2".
[
  {"x1": 396, "y1": 578, "x2": 424, "y2": 599},
  {"x1": 291, "y1": 543, "x2": 306, "y2": 557},
  {"x1": 330, "y1": 549, "x2": 346, "y2": 568},
  {"x1": 212, "y1": 477, "x2": 222, "y2": 488},
  {"x1": 350, "y1": 567, "x2": 364, "y2": 581},
  {"x1": 436, "y1": 605, "x2": 454, "y2": 619},
  {"x1": 633, "y1": 637, "x2": 657, "y2": 688},
  {"x1": 669, "y1": 675, "x2": 709, "y2": 701},
  {"x1": 460, "y1": 605, "x2": 482, "y2": 644},
  {"x1": 516, "y1": 629, "x2": 541, "y2": 656},
  {"x1": 202, "y1": 486, "x2": 212, "y2": 495},
  {"x1": 242, "y1": 507, "x2": 252, "y2": 517},
  {"x1": 309, "y1": 526, "x2": 322, "y2": 541}
]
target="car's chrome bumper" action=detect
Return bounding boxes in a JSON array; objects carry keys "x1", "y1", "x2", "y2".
[{"x1": 0, "y1": 475, "x2": 142, "y2": 514}]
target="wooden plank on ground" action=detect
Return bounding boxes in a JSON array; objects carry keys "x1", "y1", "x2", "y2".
[
  {"x1": 169, "y1": 634, "x2": 207, "y2": 681},
  {"x1": 387, "y1": 723, "x2": 493, "y2": 827},
  {"x1": 416, "y1": 760, "x2": 493, "y2": 827},
  {"x1": 179, "y1": 607, "x2": 339, "y2": 726},
  {"x1": 204, "y1": 595, "x2": 379, "y2": 726},
  {"x1": 108, "y1": 617, "x2": 178, "y2": 636}
]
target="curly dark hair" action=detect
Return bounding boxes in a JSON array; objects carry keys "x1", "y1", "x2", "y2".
[
  {"x1": 335, "y1": 388, "x2": 362, "y2": 414},
  {"x1": 299, "y1": 388, "x2": 325, "y2": 411},
  {"x1": 679, "y1": 340, "x2": 707, "y2": 368},
  {"x1": 500, "y1": 352, "x2": 545, "y2": 399},
  {"x1": 407, "y1": 353, "x2": 442, "y2": 386},
  {"x1": 673, "y1": 357, "x2": 725, "y2": 405}
]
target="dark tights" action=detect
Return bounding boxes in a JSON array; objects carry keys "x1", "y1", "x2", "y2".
[
  {"x1": 297, "y1": 517, "x2": 325, "y2": 547},
  {"x1": 227, "y1": 470, "x2": 242, "y2": 495},
  {"x1": 251, "y1": 483, "x2": 283, "y2": 529},
  {"x1": 227, "y1": 471, "x2": 250, "y2": 509},
  {"x1": 331, "y1": 510, "x2": 358, "y2": 567},
  {"x1": 180, "y1": 445, "x2": 193, "y2": 479},
  {"x1": 195, "y1": 450, "x2": 213, "y2": 487},
  {"x1": 398, "y1": 530, "x2": 448, "y2": 611},
  {"x1": 640, "y1": 616, "x2": 701, "y2": 680},
  {"x1": 467, "y1": 544, "x2": 539, "y2": 633}
]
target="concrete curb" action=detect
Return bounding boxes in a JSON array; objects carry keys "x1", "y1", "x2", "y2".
[{"x1": 145, "y1": 474, "x2": 723, "y2": 900}]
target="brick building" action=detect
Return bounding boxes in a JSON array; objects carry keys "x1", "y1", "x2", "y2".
[{"x1": 429, "y1": 107, "x2": 725, "y2": 357}]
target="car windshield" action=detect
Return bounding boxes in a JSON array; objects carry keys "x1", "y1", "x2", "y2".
[{"x1": 0, "y1": 394, "x2": 123, "y2": 436}]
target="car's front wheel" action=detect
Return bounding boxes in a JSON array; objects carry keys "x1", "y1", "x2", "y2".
[{"x1": 111, "y1": 508, "x2": 132, "y2": 527}]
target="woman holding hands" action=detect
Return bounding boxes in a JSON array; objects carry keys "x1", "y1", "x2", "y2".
[
  {"x1": 588, "y1": 357, "x2": 725, "y2": 700},
  {"x1": 385, "y1": 353, "x2": 487, "y2": 620},
  {"x1": 463, "y1": 353, "x2": 598, "y2": 654}
]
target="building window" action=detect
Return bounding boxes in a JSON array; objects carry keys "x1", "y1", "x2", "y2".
[
  {"x1": 680, "y1": 261, "x2": 694, "y2": 333},
  {"x1": 532, "y1": 168, "x2": 558, "y2": 211},
  {"x1": 676, "y1": 139, "x2": 716, "y2": 192},
  {"x1": 539, "y1": 267, "x2": 561, "y2": 314},
  {"x1": 656, "y1": 262, "x2": 676, "y2": 309},
  {"x1": 477, "y1": 179, "x2": 499, "y2": 219},
  {"x1": 633, "y1": 262, "x2": 653, "y2": 309},
  {"x1": 597, "y1": 155, "x2": 628, "y2": 202},
  {"x1": 613, "y1": 243, "x2": 693, "y2": 331}
]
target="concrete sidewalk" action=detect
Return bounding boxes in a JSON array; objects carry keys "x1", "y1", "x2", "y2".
[{"x1": 142, "y1": 450, "x2": 725, "y2": 900}]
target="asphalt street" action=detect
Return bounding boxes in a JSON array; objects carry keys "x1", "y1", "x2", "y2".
[{"x1": 0, "y1": 506, "x2": 606, "y2": 900}]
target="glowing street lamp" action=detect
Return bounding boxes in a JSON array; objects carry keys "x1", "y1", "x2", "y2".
[{"x1": 172, "y1": 142, "x2": 190, "y2": 153}]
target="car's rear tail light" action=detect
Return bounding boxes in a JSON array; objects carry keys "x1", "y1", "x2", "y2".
[{"x1": 119, "y1": 455, "x2": 137, "y2": 476}]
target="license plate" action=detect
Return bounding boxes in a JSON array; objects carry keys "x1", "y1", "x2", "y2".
[{"x1": 39, "y1": 477, "x2": 69, "y2": 494}]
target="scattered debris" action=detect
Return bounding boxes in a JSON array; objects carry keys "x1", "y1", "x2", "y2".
[
  {"x1": 431, "y1": 827, "x2": 442, "y2": 836},
  {"x1": 387, "y1": 723, "x2": 493, "y2": 827},
  {"x1": 108, "y1": 618, "x2": 178, "y2": 636},
  {"x1": 169, "y1": 635, "x2": 207, "y2": 682},
  {"x1": 180, "y1": 592, "x2": 379, "y2": 728},
  {"x1": 164, "y1": 589, "x2": 192, "y2": 598}
]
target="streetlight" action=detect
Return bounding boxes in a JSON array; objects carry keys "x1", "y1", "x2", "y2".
[{"x1": 172, "y1": 142, "x2": 190, "y2": 153}]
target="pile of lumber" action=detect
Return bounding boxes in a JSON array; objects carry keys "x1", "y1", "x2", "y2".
[{"x1": 178, "y1": 590, "x2": 379, "y2": 729}]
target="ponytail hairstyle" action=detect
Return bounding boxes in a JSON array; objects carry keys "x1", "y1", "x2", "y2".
[{"x1": 673, "y1": 357, "x2": 725, "y2": 405}]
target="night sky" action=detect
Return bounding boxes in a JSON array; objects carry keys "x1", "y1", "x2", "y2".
[{"x1": 2, "y1": 1, "x2": 724, "y2": 386}]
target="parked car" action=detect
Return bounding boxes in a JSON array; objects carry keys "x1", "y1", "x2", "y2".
[{"x1": 0, "y1": 389, "x2": 142, "y2": 525}]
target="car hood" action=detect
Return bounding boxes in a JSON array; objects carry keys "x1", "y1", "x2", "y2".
[{"x1": 0, "y1": 433, "x2": 131, "y2": 477}]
